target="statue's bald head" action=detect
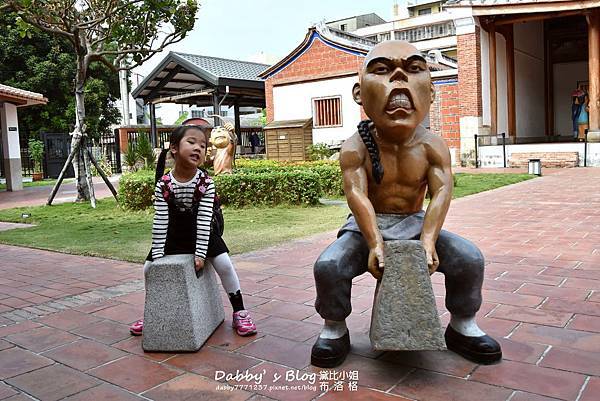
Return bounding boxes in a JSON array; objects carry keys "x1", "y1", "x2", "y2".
[
  {"x1": 360, "y1": 40, "x2": 426, "y2": 79},
  {"x1": 353, "y1": 40, "x2": 434, "y2": 136}
]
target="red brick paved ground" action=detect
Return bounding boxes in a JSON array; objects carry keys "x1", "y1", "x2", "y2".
[{"x1": 0, "y1": 167, "x2": 599, "y2": 400}]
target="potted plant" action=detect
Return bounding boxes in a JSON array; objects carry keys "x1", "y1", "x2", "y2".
[{"x1": 28, "y1": 138, "x2": 44, "y2": 181}]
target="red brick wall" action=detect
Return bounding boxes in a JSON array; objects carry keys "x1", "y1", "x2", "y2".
[
  {"x1": 457, "y1": 28, "x2": 482, "y2": 118},
  {"x1": 265, "y1": 37, "x2": 365, "y2": 123},
  {"x1": 509, "y1": 152, "x2": 579, "y2": 168},
  {"x1": 430, "y1": 80, "x2": 460, "y2": 154}
]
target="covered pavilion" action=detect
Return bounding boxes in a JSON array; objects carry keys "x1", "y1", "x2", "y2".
[{"x1": 130, "y1": 52, "x2": 268, "y2": 145}]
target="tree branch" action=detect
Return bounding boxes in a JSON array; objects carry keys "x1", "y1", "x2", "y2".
[
  {"x1": 19, "y1": 14, "x2": 75, "y2": 39},
  {"x1": 76, "y1": 0, "x2": 145, "y2": 30}
]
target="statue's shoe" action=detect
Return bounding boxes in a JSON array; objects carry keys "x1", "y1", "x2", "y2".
[
  {"x1": 310, "y1": 331, "x2": 350, "y2": 368},
  {"x1": 445, "y1": 325, "x2": 502, "y2": 365}
]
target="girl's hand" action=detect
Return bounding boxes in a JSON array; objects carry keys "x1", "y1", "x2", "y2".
[{"x1": 194, "y1": 257, "x2": 205, "y2": 272}]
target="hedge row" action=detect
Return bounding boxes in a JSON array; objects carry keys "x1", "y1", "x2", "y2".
[
  {"x1": 119, "y1": 159, "x2": 345, "y2": 210},
  {"x1": 118, "y1": 169, "x2": 155, "y2": 210},
  {"x1": 119, "y1": 168, "x2": 325, "y2": 210},
  {"x1": 214, "y1": 170, "x2": 321, "y2": 207},
  {"x1": 234, "y1": 160, "x2": 343, "y2": 197}
]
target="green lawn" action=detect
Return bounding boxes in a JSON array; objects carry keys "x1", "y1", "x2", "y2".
[
  {"x1": 0, "y1": 200, "x2": 350, "y2": 262},
  {"x1": 0, "y1": 178, "x2": 74, "y2": 191},
  {"x1": 0, "y1": 173, "x2": 534, "y2": 263},
  {"x1": 452, "y1": 173, "x2": 534, "y2": 198}
]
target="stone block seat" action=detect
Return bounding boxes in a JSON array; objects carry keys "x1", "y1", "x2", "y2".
[
  {"x1": 370, "y1": 240, "x2": 446, "y2": 351},
  {"x1": 142, "y1": 254, "x2": 224, "y2": 352}
]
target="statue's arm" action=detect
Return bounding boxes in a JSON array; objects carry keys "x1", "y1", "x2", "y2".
[
  {"x1": 420, "y1": 136, "x2": 453, "y2": 271},
  {"x1": 340, "y1": 135, "x2": 383, "y2": 252}
]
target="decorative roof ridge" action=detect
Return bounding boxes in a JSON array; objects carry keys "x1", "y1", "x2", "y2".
[{"x1": 258, "y1": 25, "x2": 373, "y2": 79}]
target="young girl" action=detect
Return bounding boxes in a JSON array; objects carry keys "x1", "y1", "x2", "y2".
[{"x1": 130, "y1": 125, "x2": 257, "y2": 337}]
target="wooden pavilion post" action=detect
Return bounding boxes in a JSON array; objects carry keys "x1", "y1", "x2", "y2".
[
  {"x1": 587, "y1": 9, "x2": 600, "y2": 134},
  {"x1": 212, "y1": 92, "x2": 221, "y2": 127},
  {"x1": 149, "y1": 103, "x2": 157, "y2": 148},
  {"x1": 503, "y1": 25, "x2": 516, "y2": 138},
  {"x1": 233, "y1": 99, "x2": 241, "y2": 144},
  {"x1": 489, "y1": 23, "x2": 498, "y2": 136}
]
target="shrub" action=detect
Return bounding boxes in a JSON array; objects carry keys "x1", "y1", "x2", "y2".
[
  {"x1": 136, "y1": 134, "x2": 156, "y2": 169},
  {"x1": 28, "y1": 138, "x2": 44, "y2": 172},
  {"x1": 90, "y1": 155, "x2": 113, "y2": 177},
  {"x1": 124, "y1": 142, "x2": 139, "y2": 172},
  {"x1": 235, "y1": 158, "x2": 280, "y2": 169},
  {"x1": 118, "y1": 168, "x2": 323, "y2": 210},
  {"x1": 119, "y1": 169, "x2": 155, "y2": 210},
  {"x1": 306, "y1": 143, "x2": 334, "y2": 161},
  {"x1": 308, "y1": 164, "x2": 343, "y2": 196},
  {"x1": 234, "y1": 160, "x2": 343, "y2": 197},
  {"x1": 214, "y1": 170, "x2": 321, "y2": 207}
]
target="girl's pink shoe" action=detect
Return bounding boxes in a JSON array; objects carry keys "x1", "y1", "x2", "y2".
[
  {"x1": 232, "y1": 310, "x2": 257, "y2": 336},
  {"x1": 130, "y1": 319, "x2": 144, "y2": 336}
]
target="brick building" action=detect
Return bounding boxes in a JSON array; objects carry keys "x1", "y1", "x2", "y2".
[{"x1": 258, "y1": 25, "x2": 460, "y2": 162}]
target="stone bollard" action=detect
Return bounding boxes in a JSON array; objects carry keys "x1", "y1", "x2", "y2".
[
  {"x1": 142, "y1": 254, "x2": 224, "y2": 352},
  {"x1": 369, "y1": 240, "x2": 446, "y2": 351}
]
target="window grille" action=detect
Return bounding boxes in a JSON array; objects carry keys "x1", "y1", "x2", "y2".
[{"x1": 313, "y1": 97, "x2": 342, "y2": 128}]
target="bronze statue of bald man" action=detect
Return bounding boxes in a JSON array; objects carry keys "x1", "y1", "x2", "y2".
[{"x1": 310, "y1": 40, "x2": 502, "y2": 368}]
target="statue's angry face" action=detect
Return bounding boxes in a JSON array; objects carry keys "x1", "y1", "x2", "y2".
[{"x1": 354, "y1": 40, "x2": 435, "y2": 135}]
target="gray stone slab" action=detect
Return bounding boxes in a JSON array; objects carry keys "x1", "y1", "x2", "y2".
[
  {"x1": 142, "y1": 254, "x2": 224, "y2": 352},
  {"x1": 369, "y1": 240, "x2": 446, "y2": 351}
]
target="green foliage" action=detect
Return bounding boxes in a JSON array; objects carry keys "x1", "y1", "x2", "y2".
[
  {"x1": 118, "y1": 167, "x2": 324, "y2": 211},
  {"x1": 235, "y1": 158, "x2": 281, "y2": 169},
  {"x1": 310, "y1": 164, "x2": 344, "y2": 197},
  {"x1": 174, "y1": 112, "x2": 189, "y2": 125},
  {"x1": 90, "y1": 155, "x2": 113, "y2": 177},
  {"x1": 0, "y1": 198, "x2": 349, "y2": 262},
  {"x1": 124, "y1": 142, "x2": 139, "y2": 171},
  {"x1": 307, "y1": 143, "x2": 334, "y2": 161},
  {"x1": 260, "y1": 109, "x2": 267, "y2": 126},
  {"x1": 136, "y1": 134, "x2": 156, "y2": 169},
  {"x1": 118, "y1": 169, "x2": 156, "y2": 210},
  {"x1": 0, "y1": 12, "x2": 120, "y2": 139},
  {"x1": 27, "y1": 138, "x2": 44, "y2": 172},
  {"x1": 235, "y1": 159, "x2": 344, "y2": 197},
  {"x1": 214, "y1": 171, "x2": 322, "y2": 208},
  {"x1": 452, "y1": 173, "x2": 534, "y2": 199}
]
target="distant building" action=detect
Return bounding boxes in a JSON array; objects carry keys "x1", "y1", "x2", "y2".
[{"x1": 325, "y1": 13, "x2": 386, "y2": 32}]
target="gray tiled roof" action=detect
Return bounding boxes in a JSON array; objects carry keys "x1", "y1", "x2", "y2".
[{"x1": 174, "y1": 53, "x2": 269, "y2": 82}]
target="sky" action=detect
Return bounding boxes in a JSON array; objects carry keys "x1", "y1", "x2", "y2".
[{"x1": 134, "y1": 0, "x2": 395, "y2": 78}]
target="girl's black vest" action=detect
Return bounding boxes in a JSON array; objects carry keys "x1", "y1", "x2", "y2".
[{"x1": 146, "y1": 168, "x2": 224, "y2": 262}]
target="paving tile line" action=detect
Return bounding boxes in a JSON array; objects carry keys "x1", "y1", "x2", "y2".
[{"x1": 0, "y1": 280, "x2": 144, "y2": 325}]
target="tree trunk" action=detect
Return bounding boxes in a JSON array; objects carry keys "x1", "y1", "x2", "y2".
[{"x1": 71, "y1": 55, "x2": 96, "y2": 207}]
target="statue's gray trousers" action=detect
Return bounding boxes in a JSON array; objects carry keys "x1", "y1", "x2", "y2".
[{"x1": 314, "y1": 212, "x2": 484, "y2": 321}]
